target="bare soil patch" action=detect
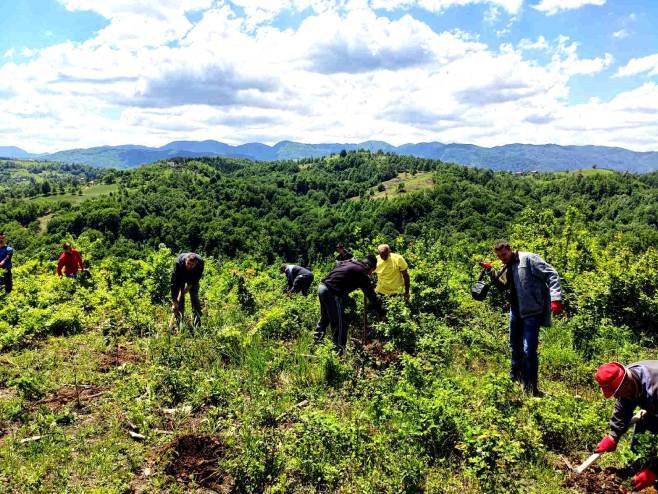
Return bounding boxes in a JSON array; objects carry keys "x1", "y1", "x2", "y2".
[
  {"x1": 162, "y1": 433, "x2": 232, "y2": 492},
  {"x1": 99, "y1": 345, "x2": 144, "y2": 372},
  {"x1": 362, "y1": 339, "x2": 400, "y2": 367},
  {"x1": 564, "y1": 465, "x2": 632, "y2": 493},
  {"x1": 35, "y1": 384, "x2": 108, "y2": 411}
]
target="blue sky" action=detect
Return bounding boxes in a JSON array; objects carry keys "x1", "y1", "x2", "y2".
[{"x1": 0, "y1": 0, "x2": 657, "y2": 152}]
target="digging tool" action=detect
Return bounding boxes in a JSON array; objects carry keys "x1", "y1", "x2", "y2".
[
  {"x1": 362, "y1": 293, "x2": 368, "y2": 345},
  {"x1": 574, "y1": 411, "x2": 646, "y2": 475}
]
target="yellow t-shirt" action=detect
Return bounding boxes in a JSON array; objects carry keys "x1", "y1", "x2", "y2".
[{"x1": 375, "y1": 253, "x2": 408, "y2": 295}]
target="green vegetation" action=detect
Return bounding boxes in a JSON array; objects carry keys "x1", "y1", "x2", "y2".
[{"x1": 1, "y1": 150, "x2": 657, "y2": 492}]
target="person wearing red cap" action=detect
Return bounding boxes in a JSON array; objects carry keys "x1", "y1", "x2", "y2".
[
  {"x1": 594, "y1": 360, "x2": 658, "y2": 491},
  {"x1": 479, "y1": 241, "x2": 563, "y2": 396}
]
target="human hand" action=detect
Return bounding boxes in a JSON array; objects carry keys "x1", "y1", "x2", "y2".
[
  {"x1": 632, "y1": 468, "x2": 657, "y2": 491},
  {"x1": 551, "y1": 300, "x2": 564, "y2": 315},
  {"x1": 171, "y1": 301, "x2": 180, "y2": 313},
  {"x1": 595, "y1": 435, "x2": 617, "y2": 453}
]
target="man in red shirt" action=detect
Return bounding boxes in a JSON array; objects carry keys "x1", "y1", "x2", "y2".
[{"x1": 57, "y1": 242, "x2": 85, "y2": 278}]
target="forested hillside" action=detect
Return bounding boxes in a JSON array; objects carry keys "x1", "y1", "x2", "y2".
[{"x1": 1, "y1": 151, "x2": 657, "y2": 493}]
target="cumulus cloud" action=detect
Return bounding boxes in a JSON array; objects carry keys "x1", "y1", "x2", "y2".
[
  {"x1": 616, "y1": 53, "x2": 658, "y2": 78},
  {"x1": 2, "y1": 1, "x2": 657, "y2": 152},
  {"x1": 370, "y1": 0, "x2": 523, "y2": 14},
  {"x1": 533, "y1": 0, "x2": 605, "y2": 16},
  {"x1": 300, "y1": 10, "x2": 483, "y2": 73}
]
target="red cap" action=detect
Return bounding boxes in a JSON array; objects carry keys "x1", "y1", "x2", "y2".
[{"x1": 595, "y1": 362, "x2": 626, "y2": 399}]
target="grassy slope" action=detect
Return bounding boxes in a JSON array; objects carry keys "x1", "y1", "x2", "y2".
[
  {"x1": 2, "y1": 254, "x2": 655, "y2": 493},
  {"x1": 370, "y1": 172, "x2": 435, "y2": 199}
]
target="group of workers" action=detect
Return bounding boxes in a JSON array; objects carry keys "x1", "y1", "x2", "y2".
[
  {"x1": 2, "y1": 231, "x2": 658, "y2": 490},
  {"x1": 0, "y1": 234, "x2": 86, "y2": 297}
]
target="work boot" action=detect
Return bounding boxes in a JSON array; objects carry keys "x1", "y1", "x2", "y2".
[{"x1": 525, "y1": 385, "x2": 544, "y2": 398}]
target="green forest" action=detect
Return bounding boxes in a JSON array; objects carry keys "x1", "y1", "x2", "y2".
[{"x1": 1, "y1": 151, "x2": 657, "y2": 493}]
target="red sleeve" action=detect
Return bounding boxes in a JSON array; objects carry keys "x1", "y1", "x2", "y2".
[
  {"x1": 75, "y1": 250, "x2": 84, "y2": 269},
  {"x1": 56, "y1": 254, "x2": 65, "y2": 276}
]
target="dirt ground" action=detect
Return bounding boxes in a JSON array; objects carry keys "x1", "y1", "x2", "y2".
[
  {"x1": 162, "y1": 433, "x2": 232, "y2": 492},
  {"x1": 99, "y1": 345, "x2": 144, "y2": 372}
]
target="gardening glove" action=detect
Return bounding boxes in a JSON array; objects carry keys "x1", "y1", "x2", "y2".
[
  {"x1": 595, "y1": 435, "x2": 617, "y2": 453},
  {"x1": 632, "y1": 468, "x2": 657, "y2": 491},
  {"x1": 478, "y1": 261, "x2": 493, "y2": 270},
  {"x1": 550, "y1": 300, "x2": 564, "y2": 315}
]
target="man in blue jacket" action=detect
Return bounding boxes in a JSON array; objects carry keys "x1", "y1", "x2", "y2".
[
  {"x1": 481, "y1": 241, "x2": 563, "y2": 396},
  {"x1": 0, "y1": 233, "x2": 14, "y2": 295},
  {"x1": 594, "y1": 361, "x2": 658, "y2": 492},
  {"x1": 171, "y1": 252, "x2": 204, "y2": 329}
]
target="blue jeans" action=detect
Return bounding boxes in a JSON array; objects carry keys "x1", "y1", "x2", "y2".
[
  {"x1": 316, "y1": 283, "x2": 347, "y2": 353},
  {"x1": 509, "y1": 309, "x2": 542, "y2": 391}
]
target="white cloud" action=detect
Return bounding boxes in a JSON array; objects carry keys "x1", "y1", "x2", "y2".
[
  {"x1": 1, "y1": 2, "x2": 657, "y2": 153},
  {"x1": 612, "y1": 29, "x2": 628, "y2": 39},
  {"x1": 616, "y1": 53, "x2": 658, "y2": 78},
  {"x1": 550, "y1": 36, "x2": 613, "y2": 76},
  {"x1": 370, "y1": 0, "x2": 523, "y2": 14},
  {"x1": 533, "y1": 0, "x2": 605, "y2": 16}
]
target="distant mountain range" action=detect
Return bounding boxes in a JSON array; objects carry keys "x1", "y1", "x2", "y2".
[{"x1": 2, "y1": 140, "x2": 658, "y2": 172}]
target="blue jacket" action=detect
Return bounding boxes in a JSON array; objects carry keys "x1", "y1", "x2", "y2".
[{"x1": 0, "y1": 245, "x2": 13, "y2": 270}]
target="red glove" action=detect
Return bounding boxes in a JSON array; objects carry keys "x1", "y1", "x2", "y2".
[
  {"x1": 479, "y1": 261, "x2": 493, "y2": 269},
  {"x1": 595, "y1": 435, "x2": 617, "y2": 453},
  {"x1": 551, "y1": 300, "x2": 563, "y2": 315},
  {"x1": 633, "y1": 468, "x2": 657, "y2": 491}
]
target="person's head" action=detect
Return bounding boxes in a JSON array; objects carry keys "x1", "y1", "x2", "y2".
[
  {"x1": 0, "y1": 233, "x2": 6, "y2": 246},
  {"x1": 364, "y1": 254, "x2": 378, "y2": 274},
  {"x1": 494, "y1": 241, "x2": 515, "y2": 264},
  {"x1": 280, "y1": 263, "x2": 288, "y2": 274},
  {"x1": 377, "y1": 244, "x2": 391, "y2": 261},
  {"x1": 63, "y1": 242, "x2": 72, "y2": 252},
  {"x1": 184, "y1": 254, "x2": 199, "y2": 271},
  {"x1": 595, "y1": 362, "x2": 638, "y2": 400},
  {"x1": 336, "y1": 243, "x2": 346, "y2": 254}
]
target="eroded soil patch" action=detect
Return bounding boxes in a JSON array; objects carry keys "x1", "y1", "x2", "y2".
[{"x1": 163, "y1": 433, "x2": 232, "y2": 492}]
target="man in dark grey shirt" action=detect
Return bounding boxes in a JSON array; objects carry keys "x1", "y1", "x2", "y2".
[
  {"x1": 315, "y1": 256, "x2": 383, "y2": 355},
  {"x1": 594, "y1": 360, "x2": 658, "y2": 491},
  {"x1": 281, "y1": 264, "x2": 313, "y2": 296},
  {"x1": 171, "y1": 252, "x2": 204, "y2": 329}
]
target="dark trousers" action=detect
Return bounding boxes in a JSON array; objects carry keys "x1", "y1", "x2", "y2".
[
  {"x1": 509, "y1": 308, "x2": 542, "y2": 391},
  {"x1": 1, "y1": 269, "x2": 12, "y2": 294},
  {"x1": 291, "y1": 274, "x2": 313, "y2": 296},
  {"x1": 175, "y1": 283, "x2": 201, "y2": 329},
  {"x1": 316, "y1": 283, "x2": 347, "y2": 353}
]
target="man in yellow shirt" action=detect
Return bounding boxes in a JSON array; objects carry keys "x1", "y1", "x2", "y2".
[{"x1": 375, "y1": 244, "x2": 410, "y2": 302}]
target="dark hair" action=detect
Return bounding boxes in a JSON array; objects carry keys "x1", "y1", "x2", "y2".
[
  {"x1": 336, "y1": 242, "x2": 345, "y2": 249},
  {"x1": 63, "y1": 242, "x2": 72, "y2": 250},
  {"x1": 364, "y1": 255, "x2": 377, "y2": 270},
  {"x1": 494, "y1": 241, "x2": 511, "y2": 251},
  {"x1": 280, "y1": 263, "x2": 288, "y2": 273}
]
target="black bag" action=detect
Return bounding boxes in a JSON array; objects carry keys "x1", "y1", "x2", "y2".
[{"x1": 471, "y1": 269, "x2": 490, "y2": 301}]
